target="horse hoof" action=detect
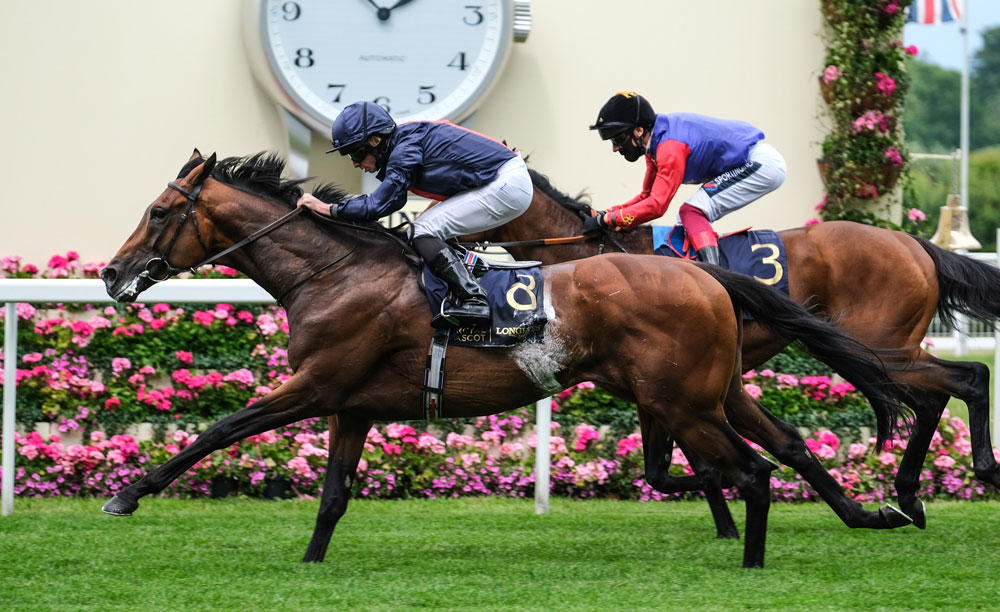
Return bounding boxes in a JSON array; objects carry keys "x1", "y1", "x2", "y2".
[
  {"x1": 715, "y1": 529, "x2": 740, "y2": 540},
  {"x1": 909, "y1": 501, "x2": 927, "y2": 529},
  {"x1": 879, "y1": 503, "x2": 912, "y2": 528},
  {"x1": 101, "y1": 495, "x2": 138, "y2": 516}
]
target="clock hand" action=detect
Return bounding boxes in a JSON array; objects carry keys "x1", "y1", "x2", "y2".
[
  {"x1": 375, "y1": 0, "x2": 414, "y2": 21},
  {"x1": 365, "y1": 0, "x2": 393, "y2": 21}
]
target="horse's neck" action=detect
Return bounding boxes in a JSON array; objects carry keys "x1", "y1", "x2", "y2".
[{"x1": 208, "y1": 195, "x2": 397, "y2": 306}]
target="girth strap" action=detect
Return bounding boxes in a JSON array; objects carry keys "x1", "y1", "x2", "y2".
[{"x1": 422, "y1": 329, "x2": 450, "y2": 419}]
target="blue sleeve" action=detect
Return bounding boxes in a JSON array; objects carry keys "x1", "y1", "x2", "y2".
[{"x1": 335, "y1": 137, "x2": 424, "y2": 222}]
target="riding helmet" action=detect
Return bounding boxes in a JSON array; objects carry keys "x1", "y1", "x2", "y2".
[
  {"x1": 327, "y1": 101, "x2": 397, "y2": 154},
  {"x1": 588, "y1": 91, "x2": 656, "y2": 140}
]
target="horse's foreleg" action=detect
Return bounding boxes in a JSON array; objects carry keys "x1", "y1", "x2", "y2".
[
  {"x1": 637, "y1": 409, "x2": 740, "y2": 539},
  {"x1": 102, "y1": 375, "x2": 323, "y2": 516},
  {"x1": 303, "y1": 413, "x2": 371, "y2": 563}
]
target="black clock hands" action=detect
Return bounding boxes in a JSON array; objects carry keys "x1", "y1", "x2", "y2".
[{"x1": 367, "y1": 0, "x2": 416, "y2": 21}]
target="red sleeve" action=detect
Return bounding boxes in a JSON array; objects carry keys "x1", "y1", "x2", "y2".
[{"x1": 607, "y1": 139, "x2": 690, "y2": 229}]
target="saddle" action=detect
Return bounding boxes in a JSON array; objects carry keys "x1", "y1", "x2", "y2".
[{"x1": 652, "y1": 225, "x2": 790, "y2": 295}]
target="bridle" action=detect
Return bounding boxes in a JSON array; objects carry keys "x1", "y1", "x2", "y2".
[
  {"x1": 137, "y1": 169, "x2": 411, "y2": 305},
  {"x1": 137, "y1": 177, "x2": 307, "y2": 285}
]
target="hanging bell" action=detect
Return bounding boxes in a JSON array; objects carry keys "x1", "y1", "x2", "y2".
[{"x1": 931, "y1": 194, "x2": 981, "y2": 251}]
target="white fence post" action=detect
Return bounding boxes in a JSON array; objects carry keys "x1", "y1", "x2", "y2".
[
  {"x1": 534, "y1": 397, "x2": 551, "y2": 515},
  {"x1": 2, "y1": 302, "x2": 16, "y2": 516}
]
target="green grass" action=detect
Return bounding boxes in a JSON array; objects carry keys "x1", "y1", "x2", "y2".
[{"x1": 2, "y1": 498, "x2": 999, "y2": 611}]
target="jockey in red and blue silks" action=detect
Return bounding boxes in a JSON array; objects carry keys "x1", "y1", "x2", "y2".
[
  {"x1": 297, "y1": 101, "x2": 532, "y2": 329},
  {"x1": 587, "y1": 91, "x2": 787, "y2": 266}
]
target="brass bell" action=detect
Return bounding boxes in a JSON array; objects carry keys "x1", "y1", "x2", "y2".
[{"x1": 931, "y1": 194, "x2": 981, "y2": 251}]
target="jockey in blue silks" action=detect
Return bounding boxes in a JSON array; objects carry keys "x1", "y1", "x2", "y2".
[{"x1": 297, "y1": 101, "x2": 532, "y2": 328}]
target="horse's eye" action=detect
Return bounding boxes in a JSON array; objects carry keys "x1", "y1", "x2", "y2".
[{"x1": 150, "y1": 207, "x2": 168, "y2": 221}]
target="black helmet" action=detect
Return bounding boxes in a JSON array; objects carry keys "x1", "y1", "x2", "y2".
[{"x1": 588, "y1": 91, "x2": 656, "y2": 140}]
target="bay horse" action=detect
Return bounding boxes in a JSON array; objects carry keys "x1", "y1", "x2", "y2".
[
  {"x1": 99, "y1": 150, "x2": 911, "y2": 569},
  {"x1": 463, "y1": 168, "x2": 1000, "y2": 534}
]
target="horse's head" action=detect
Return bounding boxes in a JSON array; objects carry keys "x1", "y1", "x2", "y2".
[{"x1": 101, "y1": 149, "x2": 217, "y2": 302}]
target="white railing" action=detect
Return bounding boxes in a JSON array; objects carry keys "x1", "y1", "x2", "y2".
[{"x1": 0, "y1": 279, "x2": 554, "y2": 516}]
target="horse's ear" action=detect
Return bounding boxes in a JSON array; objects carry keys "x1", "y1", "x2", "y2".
[
  {"x1": 186, "y1": 152, "x2": 217, "y2": 187},
  {"x1": 188, "y1": 148, "x2": 202, "y2": 163}
]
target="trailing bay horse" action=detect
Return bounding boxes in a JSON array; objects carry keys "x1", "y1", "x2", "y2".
[
  {"x1": 462, "y1": 168, "x2": 1000, "y2": 534},
  {"x1": 98, "y1": 151, "x2": 912, "y2": 568}
]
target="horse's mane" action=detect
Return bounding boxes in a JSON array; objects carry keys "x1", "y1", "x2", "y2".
[
  {"x1": 527, "y1": 168, "x2": 592, "y2": 216},
  {"x1": 177, "y1": 152, "x2": 351, "y2": 209}
]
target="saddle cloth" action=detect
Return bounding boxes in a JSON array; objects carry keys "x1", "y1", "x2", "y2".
[
  {"x1": 421, "y1": 254, "x2": 547, "y2": 348},
  {"x1": 652, "y1": 225, "x2": 790, "y2": 295}
]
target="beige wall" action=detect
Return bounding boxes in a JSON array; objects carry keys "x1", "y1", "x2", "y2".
[{"x1": 0, "y1": 1, "x2": 826, "y2": 264}]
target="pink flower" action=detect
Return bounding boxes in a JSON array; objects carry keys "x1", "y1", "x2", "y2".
[
  {"x1": 176, "y1": 351, "x2": 194, "y2": 364},
  {"x1": 823, "y1": 64, "x2": 842, "y2": 84},
  {"x1": 777, "y1": 374, "x2": 799, "y2": 388},
  {"x1": 907, "y1": 208, "x2": 926, "y2": 223},
  {"x1": 885, "y1": 146, "x2": 904, "y2": 167},
  {"x1": 743, "y1": 383, "x2": 763, "y2": 399},
  {"x1": 815, "y1": 196, "x2": 827, "y2": 211},
  {"x1": 573, "y1": 423, "x2": 600, "y2": 451},
  {"x1": 875, "y1": 72, "x2": 896, "y2": 96},
  {"x1": 934, "y1": 455, "x2": 956, "y2": 469},
  {"x1": 857, "y1": 184, "x2": 879, "y2": 199},
  {"x1": 905, "y1": 45, "x2": 918, "y2": 56},
  {"x1": 884, "y1": 1, "x2": 899, "y2": 15},
  {"x1": 805, "y1": 218, "x2": 821, "y2": 226}
]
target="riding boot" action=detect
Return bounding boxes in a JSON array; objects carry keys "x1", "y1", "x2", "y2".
[
  {"x1": 427, "y1": 248, "x2": 491, "y2": 329},
  {"x1": 697, "y1": 245, "x2": 721, "y2": 266}
]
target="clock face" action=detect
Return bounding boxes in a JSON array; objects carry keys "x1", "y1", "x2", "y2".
[{"x1": 258, "y1": 0, "x2": 510, "y2": 130}]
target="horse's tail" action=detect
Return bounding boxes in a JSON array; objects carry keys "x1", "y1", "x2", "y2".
[
  {"x1": 912, "y1": 235, "x2": 1000, "y2": 330},
  {"x1": 698, "y1": 264, "x2": 911, "y2": 451}
]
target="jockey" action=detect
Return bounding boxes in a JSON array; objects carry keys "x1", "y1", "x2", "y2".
[
  {"x1": 587, "y1": 91, "x2": 787, "y2": 266},
  {"x1": 297, "y1": 101, "x2": 533, "y2": 329}
]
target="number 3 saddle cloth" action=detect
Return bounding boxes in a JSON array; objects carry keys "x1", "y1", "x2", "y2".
[{"x1": 653, "y1": 226, "x2": 790, "y2": 296}]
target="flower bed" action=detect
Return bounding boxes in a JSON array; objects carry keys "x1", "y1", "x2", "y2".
[{"x1": 7, "y1": 402, "x2": 997, "y2": 504}]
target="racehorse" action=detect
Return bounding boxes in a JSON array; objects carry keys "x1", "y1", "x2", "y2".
[
  {"x1": 99, "y1": 150, "x2": 911, "y2": 569},
  {"x1": 462, "y1": 168, "x2": 1000, "y2": 534}
]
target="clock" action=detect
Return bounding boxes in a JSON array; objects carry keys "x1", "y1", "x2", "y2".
[{"x1": 243, "y1": 0, "x2": 532, "y2": 139}]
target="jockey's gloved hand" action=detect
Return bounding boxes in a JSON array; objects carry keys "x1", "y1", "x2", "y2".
[{"x1": 582, "y1": 212, "x2": 609, "y2": 235}]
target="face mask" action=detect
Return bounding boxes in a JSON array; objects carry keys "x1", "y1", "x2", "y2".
[{"x1": 619, "y1": 136, "x2": 645, "y2": 162}]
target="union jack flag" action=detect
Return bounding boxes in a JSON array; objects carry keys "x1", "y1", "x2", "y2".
[{"x1": 907, "y1": 0, "x2": 964, "y2": 24}]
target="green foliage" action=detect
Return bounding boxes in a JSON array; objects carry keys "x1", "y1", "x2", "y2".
[
  {"x1": 904, "y1": 60, "x2": 961, "y2": 151},
  {"x1": 819, "y1": 0, "x2": 913, "y2": 214}
]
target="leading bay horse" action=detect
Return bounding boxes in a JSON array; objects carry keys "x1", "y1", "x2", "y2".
[
  {"x1": 463, "y1": 169, "x2": 1000, "y2": 533},
  {"x1": 99, "y1": 150, "x2": 910, "y2": 569}
]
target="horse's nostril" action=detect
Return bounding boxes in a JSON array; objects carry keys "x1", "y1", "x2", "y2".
[{"x1": 101, "y1": 266, "x2": 117, "y2": 284}]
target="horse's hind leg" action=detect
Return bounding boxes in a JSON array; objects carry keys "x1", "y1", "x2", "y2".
[
  {"x1": 722, "y1": 371, "x2": 911, "y2": 529},
  {"x1": 303, "y1": 413, "x2": 371, "y2": 563},
  {"x1": 644, "y1": 400, "x2": 775, "y2": 568},
  {"x1": 893, "y1": 354, "x2": 994, "y2": 528},
  {"x1": 102, "y1": 374, "x2": 324, "y2": 516},
  {"x1": 637, "y1": 409, "x2": 739, "y2": 539}
]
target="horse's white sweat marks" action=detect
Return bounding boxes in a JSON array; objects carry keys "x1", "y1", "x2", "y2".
[
  {"x1": 118, "y1": 275, "x2": 142, "y2": 302},
  {"x1": 512, "y1": 284, "x2": 566, "y2": 393}
]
